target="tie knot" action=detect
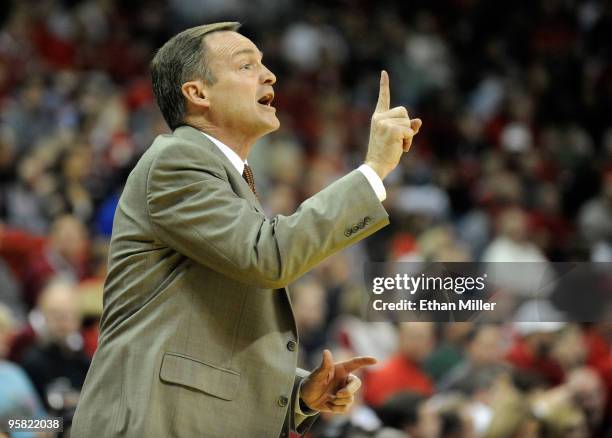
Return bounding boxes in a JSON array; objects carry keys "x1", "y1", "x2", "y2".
[{"x1": 242, "y1": 164, "x2": 258, "y2": 198}]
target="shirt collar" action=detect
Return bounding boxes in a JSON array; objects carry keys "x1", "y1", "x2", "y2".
[{"x1": 200, "y1": 131, "x2": 246, "y2": 175}]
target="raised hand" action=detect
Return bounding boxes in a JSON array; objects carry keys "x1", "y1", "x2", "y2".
[
  {"x1": 365, "y1": 70, "x2": 422, "y2": 180},
  {"x1": 299, "y1": 350, "x2": 377, "y2": 414}
]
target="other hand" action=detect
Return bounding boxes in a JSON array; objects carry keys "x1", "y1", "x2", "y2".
[{"x1": 300, "y1": 349, "x2": 377, "y2": 414}]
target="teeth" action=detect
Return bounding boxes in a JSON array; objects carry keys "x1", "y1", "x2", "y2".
[{"x1": 258, "y1": 94, "x2": 273, "y2": 105}]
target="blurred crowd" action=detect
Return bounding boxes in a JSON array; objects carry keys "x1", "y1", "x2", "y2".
[{"x1": 0, "y1": 0, "x2": 611, "y2": 436}]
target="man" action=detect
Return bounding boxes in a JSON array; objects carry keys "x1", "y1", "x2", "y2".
[
  {"x1": 375, "y1": 391, "x2": 441, "y2": 438},
  {"x1": 18, "y1": 279, "x2": 90, "y2": 411},
  {"x1": 72, "y1": 22, "x2": 421, "y2": 437},
  {"x1": 31, "y1": 215, "x2": 89, "y2": 308},
  {"x1": 507, "y1": 321, "x2": 565, "y2": 387},
  {"x1": 0, "y1": 303, "x2": 47, "y2": 438},
  {"x1": 363, "y1": 322, "x2": 435, "y2": 406},
  {"x1": 0, "y1": 215, "x2": 90, "y2": 311},
  {"x1": 437, "y1": 324, "x2": 506, "y2": 393}
]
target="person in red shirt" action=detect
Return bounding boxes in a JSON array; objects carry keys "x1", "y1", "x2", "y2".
[
  {"x1": 363, "y1": 322, "x2": 435, "y2": 407},
  {"x1": 506, "y1": 322, "x2": 565, "y2": 387},
  {"x1": 0, "y1": 215, "x2": 90, "y2": 309},
  {"x1": 23, "y1": 215, "x2": 90, "y2": 308}
]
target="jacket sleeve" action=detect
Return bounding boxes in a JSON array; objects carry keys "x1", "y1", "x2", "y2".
[
  {"x1": 146, "y1": 142, "x2": 389, "y2": 289},
  {"x1": 290, "y1": 368, "x2": 319, "y2": 435}
]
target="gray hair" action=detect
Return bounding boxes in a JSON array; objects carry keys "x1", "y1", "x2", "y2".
[{"x1": 150, "y1": 22, "x2": 241, "y2": 130}]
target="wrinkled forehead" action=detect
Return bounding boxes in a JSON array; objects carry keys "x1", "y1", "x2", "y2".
[{"x1": 204, "y1": 31, "x2": 261, "y2": 64}]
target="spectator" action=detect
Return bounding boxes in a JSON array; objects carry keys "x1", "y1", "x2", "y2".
[
  {"x1": 482, "y1": 208, "x2": 555, "y2": 299},
  {"x1": 0, "y1": 249, "x2": 25, "y2": 322},
  {"x1": 423, "y1": 322, "x2": 472, "y2": 382},
  {"x1": 565, "y1": 367, "x2": 609, "y2": 436},
  {"x1": 375, "y1": 391, "x2": 441, "y2": 438},
  {"x1": 0, "y1": 303, "x2": 46, "y2": 438},
  {"x1": 438, "y1": 324, "x2": 507, "y2": 393},
  {"x1": 532, "y1": 387, "x2": 589, "y2": 438},
  {"x1": 363, "y1": 322, "x2": 435, "y2": 406},
  {"x1": 17, "y1": 279, "x2": 90, "y2": 411},
  {"x1": 482, "y1": 207, "x2": 548, "y2": 263},
  {"x1": 22, "y1": 215, "x2": 90, "y2": 308},
  {"x1": 485, "y1": 377, "x2": 541, "y2": 438},
  {"x1": 506, "y1": 322, "x2": 565, "y2": 387},
  {"x1": 291, "y1": 276, "x2": 329, "y2": 369},
  {"x1": 579, "y1": 170, "x2": 612, "y2": 262}
]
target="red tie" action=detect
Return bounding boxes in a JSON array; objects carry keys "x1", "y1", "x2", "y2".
[{"x1": 242, "y1": 164, "x2": 258, "y2": 198}]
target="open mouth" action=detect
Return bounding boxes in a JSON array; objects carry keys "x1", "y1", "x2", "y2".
[{"x1": 257, "y1": 93, "x2": 274, "y2": 107}]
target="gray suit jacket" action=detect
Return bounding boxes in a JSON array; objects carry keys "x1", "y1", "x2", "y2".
[{"x1": 71, "y1": 126, "x2": 389, "y2": 437}]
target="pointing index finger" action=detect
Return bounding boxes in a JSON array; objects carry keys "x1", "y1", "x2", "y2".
[
  {"x1": 342, "y1": 356, "x2": 378, "y2": 374},
  {"x1": 375, "y1": 70, "x2": 390, "y2": 113}
]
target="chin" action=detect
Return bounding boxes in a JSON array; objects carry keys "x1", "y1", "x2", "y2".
[
  {"x1": 269, "y1": 117, "x2": 281, "y2": 132},
  {"x1": 261, "y1": 116, "x2": 280, "y2": 135},
  {"x1": 249, "y1": 113, "x2": 280, "y2": 140}
]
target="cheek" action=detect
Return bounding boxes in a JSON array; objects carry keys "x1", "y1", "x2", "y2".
[
  {"x1": 229, "y1": 90, "x2": 257, "y2": 117},
  {"x1": 211, "y1": 83, "x2": 252, "y2": 110}
]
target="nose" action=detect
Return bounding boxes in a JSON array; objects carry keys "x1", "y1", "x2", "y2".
[{"x1": 261, "y1": 64, "x2": 276, "y2": 85}]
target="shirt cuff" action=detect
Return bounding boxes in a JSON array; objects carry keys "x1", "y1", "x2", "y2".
[
  {"x1": 295, "y1": 381, "x2": 318, "y2": 417},
  {"x1": 358, "y1": 164, "x2": 386, "y2": 202}
]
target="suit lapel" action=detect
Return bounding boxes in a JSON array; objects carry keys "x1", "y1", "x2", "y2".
[{"x1": 173, "y1": 125, "x2": 264, "y2": 212}]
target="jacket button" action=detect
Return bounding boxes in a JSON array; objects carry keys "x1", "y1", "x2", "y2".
[
  {"x1": 287, "y1": 340, "x2": 297, "y2": 351},
  {"x1": 278, "y1": 395, "x2": 289, "y2": 407},
  {"x1": 344, "y1": 229, "x2": 352, "y2": 237},
  {"x1": 352, "y1": 225, "x2": 359, "y2": 233},
  {"x1": 364, "y1": 216, "x2": 371, "y2": 225}
]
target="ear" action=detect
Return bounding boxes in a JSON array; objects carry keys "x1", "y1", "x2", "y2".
[{"x1": 181, "y1": 80, "x2": 209, "y2": 110}]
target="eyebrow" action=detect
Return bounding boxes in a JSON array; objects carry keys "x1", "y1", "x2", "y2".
[{"x1": 232, "y1": 48, "x2": 263, "y2": 59}]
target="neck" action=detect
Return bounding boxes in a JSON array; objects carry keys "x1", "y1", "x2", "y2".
[{"x1": 185, "y1": 118, "x2": 253, "y2": 161}]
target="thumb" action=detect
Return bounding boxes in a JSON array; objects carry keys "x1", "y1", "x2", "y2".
[{"x1": 313, "y1": 349, "x2": 335, "y2": 384}]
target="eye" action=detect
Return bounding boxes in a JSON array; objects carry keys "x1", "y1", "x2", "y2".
[{"x1": 240, "y1": 63, "x2": 253, "y2": 70}]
